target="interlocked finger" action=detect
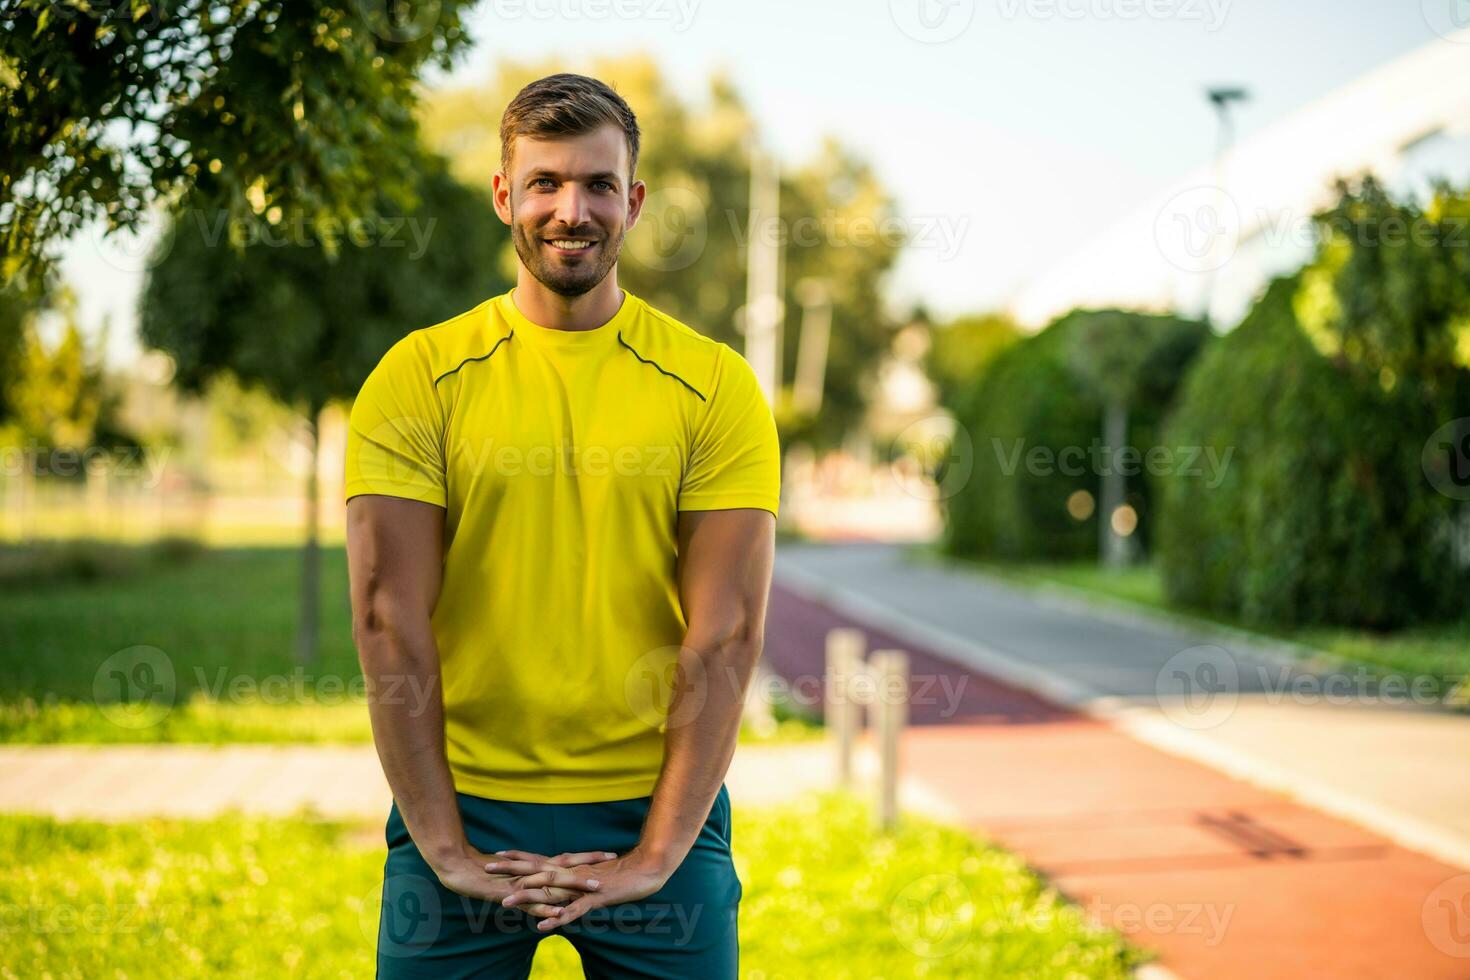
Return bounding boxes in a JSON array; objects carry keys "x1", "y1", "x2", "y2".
[
  {"x1": 549, "y1": 850, "x2": 617, "y2": 866},
  {"x1": 508, "y1": 886, "x2": 574, "y2": 906},
  {"x1": 511, "y1": 869, "x2": 601, "y2": 893},
  {"x1": 514, "y1": 901, "x2": 565, "y2": 920},
  {"x1": 483, "y1": 858, "x2": 560, "y2": 876}
]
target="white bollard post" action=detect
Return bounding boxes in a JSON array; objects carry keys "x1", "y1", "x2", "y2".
[
  {"x1": 825, "y1": 628, "x2": 866, "y2": 788},
  {"x1": 870, "y1": 649, "x2": 909, "y2": 832}
]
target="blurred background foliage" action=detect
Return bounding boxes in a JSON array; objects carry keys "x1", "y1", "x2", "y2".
[
  {"x1": 931, "y1": 175, "x2": 1470, "y2": 631},
  {"x1": 1, "y1": 0, "x2": 477, "y2": 287},
  {"x1": 940, "y1": 309, "x2": 1208, "y2": 562},
  {"x1": 1157, "y1": 178, "x2": 1470, "y2": 629}
]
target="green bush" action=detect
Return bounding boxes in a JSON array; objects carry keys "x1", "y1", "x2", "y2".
[
  {"x1": 0, "y1": 536, "x2": 202, "y2": 587},
  {"x1": 942, "y1": 309, "x2": 1209, "y2": 561},
  {"x1": 1158, "y1": 180, "x2": 1470, "y2": 628}
]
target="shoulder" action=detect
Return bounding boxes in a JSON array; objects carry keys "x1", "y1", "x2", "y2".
[
  {"x1": 372, "y1": 295, "x2": 514, "y2": 389},
  {"x1": 618, "y1": 295, "x2": 739, "y2": 403}
]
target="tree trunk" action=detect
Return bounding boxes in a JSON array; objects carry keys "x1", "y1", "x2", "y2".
[
  {"x1": 1099, "y1": 399, "x2": 1129, "y2": 568},
  {"x1": 296, "y1": 404, "x2": 322, "y2": 664}
]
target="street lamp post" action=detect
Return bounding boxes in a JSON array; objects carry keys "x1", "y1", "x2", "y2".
[{"x1": 1202, "y1": 86, "x2": 1248, "y2": 324}]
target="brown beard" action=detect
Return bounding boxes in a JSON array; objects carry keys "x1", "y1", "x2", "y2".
[{"x1": 510, "y1": 209, "x2": 626, "y2": 298}]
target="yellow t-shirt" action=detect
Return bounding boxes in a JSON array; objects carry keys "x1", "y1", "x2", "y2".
[{"x1": 344, "y1": 288, "x2": 781, "y2": 803}]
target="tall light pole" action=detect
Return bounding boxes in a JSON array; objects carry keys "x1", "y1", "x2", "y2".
[
  {"x1": 1202, "y1": 86, "x2": 1249, "y2": 324},
  {"x1": 743, "y1": 141, "x2": 783, "y2": 405},
  {"x1": 792, "y1": 277, "x2": 832, "y2": 415}
]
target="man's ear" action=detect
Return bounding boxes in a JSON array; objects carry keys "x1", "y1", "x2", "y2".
[
  {"x1": 491, "y1": 171, "x2": 513, "y2": 226},
  {"x1": 625, "y1": 179, "x2": 647, "y2": 232}
]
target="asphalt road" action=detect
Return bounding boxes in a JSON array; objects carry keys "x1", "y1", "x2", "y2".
[{"x1": 772, "y1": 541, "x2": 1351, "y2": 705}]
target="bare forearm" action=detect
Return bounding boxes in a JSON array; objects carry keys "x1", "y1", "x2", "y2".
[
  {"x1": 357, "y1": 622, "x2": 465, "y2": 866},
  {"x1": 636, "y1": 632, "x2": 760, "y2": 872}
]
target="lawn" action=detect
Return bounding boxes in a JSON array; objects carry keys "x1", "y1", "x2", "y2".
[
  {"x1": 0, "y1": 542, "x2": 820, "y2": 744},
  {"x1": 0, "y1": 793, "x2": 1142, "y2": 979},
  {"x1": 930, "y1": 550, "x2": 1470, "y2": 698}
]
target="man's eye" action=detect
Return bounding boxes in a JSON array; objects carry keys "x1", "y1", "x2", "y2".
[
  {"x1": 533, "y1": 178, "x2": 555, "y2": 189},
  {"x1": 592, "y1": 181, "x2": 613, "y2": 192}
]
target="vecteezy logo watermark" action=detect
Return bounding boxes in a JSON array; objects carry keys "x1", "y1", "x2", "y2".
[
  {"x1": 1077, "y1": 896, "x2": 1235, "y2": 945},
  {"x1": 0, "y1": 442, "x2": 172, "y2": 486},
  {"x1": 891, "y1": 417, "x2": 975, "y2": 501},
  {"x1": 481, "y1": 0, "x2": 700, "y2": 31},
  {"x1": 627, "y1": 186, "x2": 709, "y2": 271},
  {"x1": 92, "y1": 646, "x2": 177, "y2": 730},
  {"x1": 353, "y1": 0, "x2": 444, "y2": 43},
  {"x1": 1154, "y1": 645, "x2": 1239, "y2": 730},
  {"x1": 1421, "y1": 0, "x2": 1470, "y2": 43},
  {"x1": 1156, "y1": 189, "x2": 1470, "y2": 274},
  {"x1": 624, "y1": 646, "x2": 709, "y2": 730},
  {"x1": 192, "y1": 667, "x2": 437, "y2": 715},
  {"x1": 1422, "y1": 873, "x2": 1470, "y2": 958},
  {"x1": 729, "y1": 210, "x2": 969, "y2": 262},
  {"x1": 1155, "y1": 186, "x2": 1242, "y2": 274},
  {"x1": 89, "y1": 213, "x2": 174, "y2": 276},
  {"x1": 90, "y1": 650, "x2": 438, "y2": 729},
  {"x1": 1154, "y1": 648, "x2": 1460, "y2": 730},
  {"x1": 0, "y1": 902, "x2": 176, "y2": 942},
  {"x1": 1423, "y1": 417, "x2": 1470, "y2": 501},
  {"x1": 890, "y1": 0, "x2": 976, "y2": 43},
  {"x1": 997, "y1": 0, "x2": 1230, "y2": 30},
  {"x1": 362, "y1": 877, "x2": 443, "y2": 956},
  {"x1": 992, "y1": 438, "x2": 1234, "y2": 488},
  {"x1": 735, "y1": 666, "x2": 969, "y2": 717},
  {"x1": 888, "y1": 874, "x2": 975, "y2": 957},
  {"x1": 184, "y1": 210, "x2": 440, "y2": 260}
]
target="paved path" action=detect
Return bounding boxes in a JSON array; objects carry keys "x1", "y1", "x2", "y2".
[
  {"x1": 775, "y1": 541, "x2": 1470, "y2": 866},
  {"x1": 765, "y1": 544, "x2": 1470, "y2": 980},
  {"x1": 0, "y1": 741, "x2": 873, "y2": 822}
]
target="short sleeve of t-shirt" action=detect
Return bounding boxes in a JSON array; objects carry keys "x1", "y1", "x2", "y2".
[
  {"x1": 344, "y1": 336, "x2": 448, "y2": 507},
  {"x1": 677, "y1": 345, "x2": 781, "y2": 517}
]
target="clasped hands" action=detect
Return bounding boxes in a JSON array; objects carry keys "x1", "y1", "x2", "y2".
[{"x1": 429, "y1": 842, "x2": 673, "y2": 931}]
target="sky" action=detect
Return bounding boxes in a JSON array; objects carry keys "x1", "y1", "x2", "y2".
[{"x1": 62, "y1": 0, "x2": 1461, "y2": 366}]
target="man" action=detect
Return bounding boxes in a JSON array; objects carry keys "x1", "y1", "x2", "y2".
[{"x1": 345, "y1": 73, "x2": 779, "y2": 979}]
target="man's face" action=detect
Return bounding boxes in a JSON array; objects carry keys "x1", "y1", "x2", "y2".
[{"x1": 495, "y1": 123, "x2": 644, "y2": 297}]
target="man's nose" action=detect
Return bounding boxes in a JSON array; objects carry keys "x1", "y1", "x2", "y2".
[{"x1": 552, "y1": 184, "x2": 592, "y2": 229}]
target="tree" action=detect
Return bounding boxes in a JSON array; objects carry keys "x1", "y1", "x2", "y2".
[
  {"x1": 1067, "y1": 311, "x2": 1210, "y2": 565},
  {"x1": 942, "y1": 309, "x2": 1208, "y2": 563},
  {"x1": 1158, "y1": 178, "x2": 1470, "y2": 628},
  {"x1": 0, "y1": 284, "x2": 36, "y2": 426},
  {"x1": 924, "y1": 310, "x2": 1021, "y2": 408},
  {"x1": 140, "y1": 162, "x2": 511, "y2": 661},
  {"x1": 1, "y1": 0, "x2": 476, "y2": 285},
  {"x1": 9, "y1": 296, "x2": 104, "y2": 450},
  {"x1": 419, "y1": 56, "x2": 905, "y2": 449}
]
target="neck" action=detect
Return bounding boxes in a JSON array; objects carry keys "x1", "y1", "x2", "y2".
[{"x1": 512, "y1": 266, "x2": 624, "y2": 332}]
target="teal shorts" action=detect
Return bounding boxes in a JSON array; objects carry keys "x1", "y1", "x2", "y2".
[{"x1": 374, "y1": 784, "x2": 741, "y2": 979}]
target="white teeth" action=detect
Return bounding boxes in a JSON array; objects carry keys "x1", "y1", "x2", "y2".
[{"x1": 550, "y1": 240, "x2": 593, "y2": 250}]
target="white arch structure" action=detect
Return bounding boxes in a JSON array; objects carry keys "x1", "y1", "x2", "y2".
[{"x1": 1008, "y1": 28, "x2": 1470, "y2": 329}]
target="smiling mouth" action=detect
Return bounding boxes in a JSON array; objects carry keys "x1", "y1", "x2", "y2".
[{"x1": 545, "y1": 239, "x2": 597, "y2": 254}]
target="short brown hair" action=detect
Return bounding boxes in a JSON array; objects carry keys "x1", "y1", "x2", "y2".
[{"x1": 499, "y1": 73, "x2": 641, "y2": 178}]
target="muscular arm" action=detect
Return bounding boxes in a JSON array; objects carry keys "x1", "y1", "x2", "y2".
[
  {"x1": 502, "y1": 506, "x2": 775, "y2": 928},
  {"x1": 347, "y1": 494, "x2": 603, "y2": 903},
  {"x1": 637, "y1": 507, "x2": 776, "y2": 869}
]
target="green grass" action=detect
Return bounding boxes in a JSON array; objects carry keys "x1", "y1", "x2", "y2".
[
  {"x1": 0, "y1": 794, "x2": 1142, "y2": 979},
  {"x1": 936, "y1": 551, "x2": 1470, "y2": 698},
  {"x1": 0, "y1": 542, "x2": 824, "y2": 744}
]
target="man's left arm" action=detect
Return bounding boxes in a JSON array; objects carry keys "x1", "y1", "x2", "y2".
[
  {"x1": 501, "y1": 506, "x2": 774, "y2": 929},
  {"x1": 634, "y1": 506, "x2": 775, "y2": 867}
]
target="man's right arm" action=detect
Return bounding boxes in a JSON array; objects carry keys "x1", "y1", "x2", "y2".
[{"x1": 346, "y1": 494, "x2": 604, "y2": 903}]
